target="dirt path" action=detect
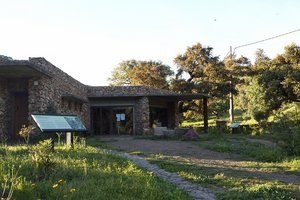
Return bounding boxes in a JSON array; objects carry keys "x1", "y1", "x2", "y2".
[{"x1": 101, "y1": 136, "x2": 300, "y2": 185}]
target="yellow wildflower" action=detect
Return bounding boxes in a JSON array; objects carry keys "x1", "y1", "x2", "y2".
[
  {"x1": 70, "y1": 188, "x2": 76, "y2": 192},
  {"x1": 58, "y1": 179, "x2": 63, "y2": 183},
  {"x1": 52, "y1": 183, "x2": 59, "y2": 188}
]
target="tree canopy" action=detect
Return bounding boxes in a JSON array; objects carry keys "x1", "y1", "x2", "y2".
[
  {"x1": 173, "y1": 43, "x2": 234, "y2": 119},
  {"x1": 107, "y1": 42, "x2": 300, "y2": 122},
  {"x1": 108, "y1": 60, "x2": 139, "y2": 86},
  {"x1": 108, "y1": 60, "x2": 173, "y2": 89},
  {"x1": 238, "y1": 43, "x2": 300, "y2": 118}
]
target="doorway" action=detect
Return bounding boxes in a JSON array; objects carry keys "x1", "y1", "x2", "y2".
[
  {"x1": 91, "y1": 106, "x2": 133, "y2": 135},
  {"x1": 13, "y1": 92, "x2": 28, "y2": 137},
  {"x1": 150, "y1": 107, "x2": 168, "y2": 128}
]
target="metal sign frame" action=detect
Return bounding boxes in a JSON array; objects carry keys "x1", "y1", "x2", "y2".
[{"x1": 31, "y1": 114, "x2": 87, "y2": 133}]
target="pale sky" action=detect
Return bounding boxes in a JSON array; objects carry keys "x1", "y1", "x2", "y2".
[{"x1": 1, "y1": 0, "x2": 299, "y2": 86}]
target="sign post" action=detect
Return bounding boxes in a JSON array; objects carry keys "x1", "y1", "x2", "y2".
[
  {"x1": 66, "y1": 132, "x2": 74, "y2": 147},
  {"x1": 229, "y1": 122, "x2": 240, "y2": 134}
]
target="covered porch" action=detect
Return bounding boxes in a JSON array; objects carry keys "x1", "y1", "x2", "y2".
[{"x1": 88, "y1": 93, "x2": 209, "y2": 135}]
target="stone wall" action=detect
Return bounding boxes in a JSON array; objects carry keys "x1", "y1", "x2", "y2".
[
  {"x1": 0, "y1": 78, "x2": 30, "y2": 139},
  {"x1": 27, "y1": 58, "x2": 90, "y2": 129},
  {"x1": 135, "y1": 97, "x2": 150, "y2": 134},
  {"x1": 0, "y1": 78, "x2": 9, "y2": 139},
  {"x1": 0, "y1": 55, "x2": 184, "y2": 137}
]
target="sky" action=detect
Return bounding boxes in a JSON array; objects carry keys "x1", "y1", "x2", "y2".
[{"x1": 0, "y1": 0, "x2": 300, "y2": 86}]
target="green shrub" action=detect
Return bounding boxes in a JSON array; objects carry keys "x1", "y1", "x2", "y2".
[
  {"x1": 249, "y1": 125, "x2": 265, "y2": 136},
  {"x1": 271, "y1": 112, "x2": 300, "y2": 156},
  {"x1": 252, "y1": 110, "x2": 268, "y2": 125},
  {"x1": 30, "y1": 139, "x2": 54, "y2": 179}
]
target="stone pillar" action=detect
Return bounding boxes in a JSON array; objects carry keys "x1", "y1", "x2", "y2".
[
  {"x1": 135, "y1": 97, "x2": 149, "y2": 134},
  {"x1": 167, "y1": 101, "x2": 179, "y2": 129}
]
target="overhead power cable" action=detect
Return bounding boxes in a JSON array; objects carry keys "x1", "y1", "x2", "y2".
[{"x1": 233, "y1": 28, "x2": 300, "y2": 53}]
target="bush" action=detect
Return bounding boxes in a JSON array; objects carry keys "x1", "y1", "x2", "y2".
[
  {"x1": 271, "y1": 112, "x2": 300, "y2": 156},
  {"x1": 30, "y1": 139, "x2": 55, "y2": 179},
  {"x1": 249, "y1": 125, "x2": 265, "y2": 136},
  {"x1": 18, "y1": 125, "x2": 35, "y2": 144},
  {"x1": 252, "y1": 110, "x2": 268, "y2": 125}
]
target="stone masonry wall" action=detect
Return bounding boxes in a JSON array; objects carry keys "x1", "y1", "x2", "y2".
[
  {"x1": 0, "y1": 78, "x2": 29, "y2": 139},
  {"x1": 167, "y1": 101, "x2": 179, "y2": 129},
  {"x1": 0, "y1": 55, "x2": 183, "y2": 136},
  {"x1": 135, "y1": 97, "x2": 150, "y2": 134},
  {"x1": 0, "y1": 78, "x2": 9, "y2": 139},
  {"x1": 27, "y1": 58, "x2": 90, "y2": 129}
]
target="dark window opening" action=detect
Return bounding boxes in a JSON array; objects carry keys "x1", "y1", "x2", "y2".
[
  {"x1": 91, "y1": 106, "x2": 133, "y2": 135},
  {"x1": 79, "y1": 103, "x2": 83, "y2": 112},
  {"x1": 150, "y1": 107, "x2": 168, "y2": 128}
]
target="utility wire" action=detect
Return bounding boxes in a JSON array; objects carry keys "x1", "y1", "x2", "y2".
[{"x1": 233, "y1": 28, "x2": 300, "y2": 54}]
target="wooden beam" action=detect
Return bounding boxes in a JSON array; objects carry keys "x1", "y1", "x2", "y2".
[{"x1": 203, "y1": 97, "x2": 208, "y2": 133}]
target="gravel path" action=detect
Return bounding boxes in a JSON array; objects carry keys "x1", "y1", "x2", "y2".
[
  {"x1": 101, "y1": 148, "x2": 216, "y2": 200},
  {"x1": 100, "y1": 136, "x2": 300, "y2": 185}
]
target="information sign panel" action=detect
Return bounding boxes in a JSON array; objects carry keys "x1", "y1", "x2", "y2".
[
  {"x1": 31, "y1": 114, "x2": 87, "y2": 132},
  {"x1": 229, "y1": 122, "x2": 241, "y2": 128}
]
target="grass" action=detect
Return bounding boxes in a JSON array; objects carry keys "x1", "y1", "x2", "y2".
[
  {"x1": 0, "y1": 142, "x2": 191, "y2": 200},
  {"x1": 197, "y1": 133, "x2": 286, "y2": 162},
  {"x1": 242, "y1": 158, "x2": 300, "y2": 174},
  {"x1": 142, "y1": 133, "x2": 300, "y2": 199},
  {"x1": 148, "y1": 154, "x2": 300, "y2": 200},
  {"x1": 181, "y1": 109, "x2": 258, "y2": 128},
  {"x1": 181, "y1": 107, "x2": 282, "y2": 130}
]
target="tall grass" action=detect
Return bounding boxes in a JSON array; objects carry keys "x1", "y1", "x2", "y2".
[{"x1": 0, "y1": 143, "x2": 190, "y2": 200}]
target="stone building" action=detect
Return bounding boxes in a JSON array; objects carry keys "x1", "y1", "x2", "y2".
[{"x1": 0, "y1": 56, "x2": 209, "y2": 139}]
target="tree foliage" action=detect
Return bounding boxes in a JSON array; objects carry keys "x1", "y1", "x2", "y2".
[
  {"x1": 108, "y1": 60, "x2": 138, "y2": 86},
  {"x1": 108, "y1": 60, "x2": 173, "y2": 89},
  {"x1": 173, "y1": 43, "x2": 233, "y2": 119},
  {"x1": 237, "y1": 43, "x2": 300, "y2": 119},
  {"x1": 258, "y1": 65, "x2": 300, "y2": 110},
  {"x1": 107, "y1": 42, "x2": 300, "y2": 124},
  {"x1": 128, "y1": 61, "x2": 173, "y2": 89},
  {"x1": 253, "y1": 43, "x2": 300, "y2": 114},
  {"x1": 254, "y1": 48, "x2": 270, "y2": 67}
]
